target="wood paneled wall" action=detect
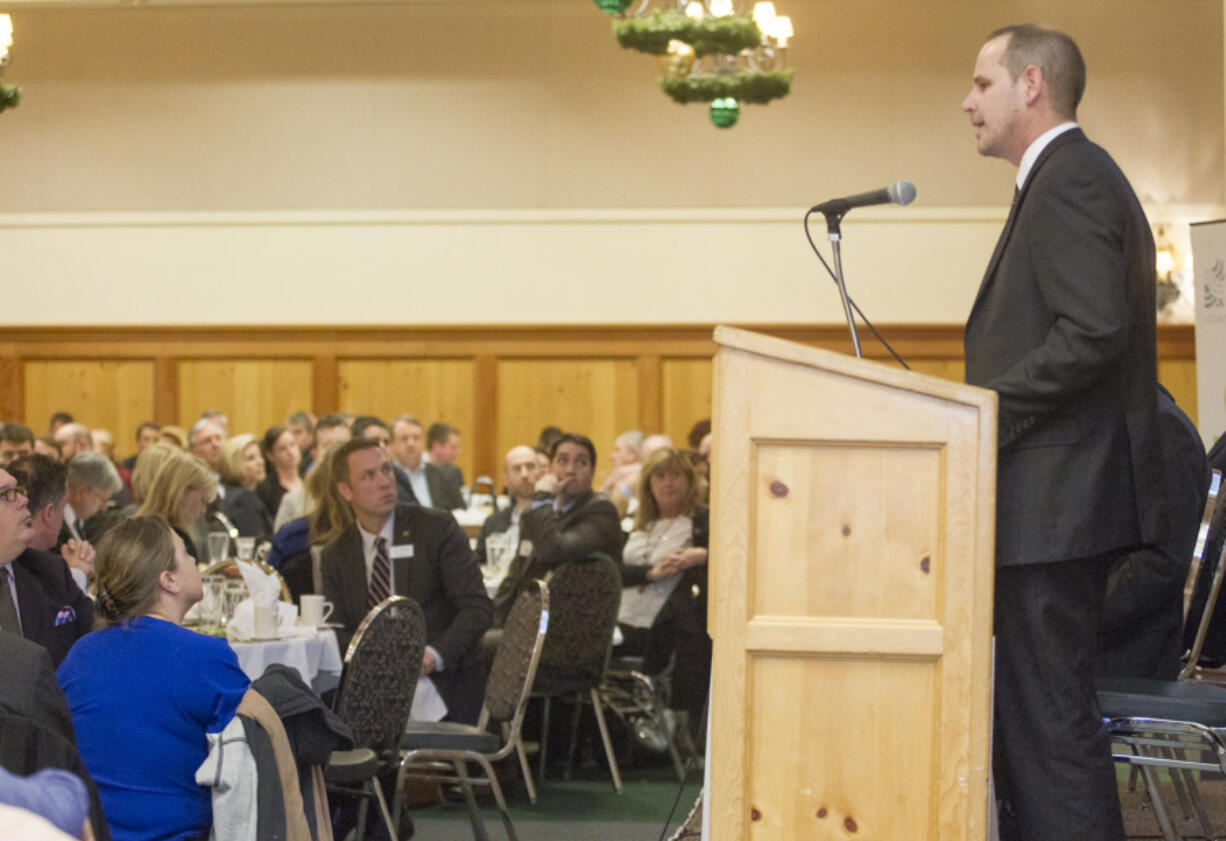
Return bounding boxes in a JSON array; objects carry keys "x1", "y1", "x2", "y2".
[{"x1": 0, "y1": 324, "x2": 1198, "y2": 484}]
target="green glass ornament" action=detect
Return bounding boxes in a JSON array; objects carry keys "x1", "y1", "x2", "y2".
[
  {"x1": 593, "y1": 0, "x2": 633, "y2": 14},
  {"x1": 709, "y1": 97, "x2": 739, "y2": 128}
]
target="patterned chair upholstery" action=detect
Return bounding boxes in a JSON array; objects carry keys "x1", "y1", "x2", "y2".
[
  {"x1": 530, "y1": 552, "x2": 623, "y2": 792},
  {"x1": 396, "y1": 579, "x2": 550, "y2": 841},
  {"x1": 325, "y1": 595, "x2": 426, "y2": 839}
]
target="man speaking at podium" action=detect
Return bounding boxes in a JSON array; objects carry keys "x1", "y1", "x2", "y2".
[{"x1": 961, "y1": 24, "x2": 1168, "y2": 841}]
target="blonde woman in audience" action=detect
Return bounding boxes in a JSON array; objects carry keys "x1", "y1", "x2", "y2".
[
  {"x1": 255, "y1": 426, "x2": 301, "y2": 522},
  {"x1": 127, "y1": 442, "x2": 178, "y2": 508},
  {"x1": 136, "y1": 452, "x2": 216, "y2": 561},
  {"x1": 616, "y1": 446, "x2": 711, "y2": 742},
  {"x1": 57, "y1": 515, "x2": 249, "y2": 841},
  {"x1": 218, "y1": 434, "x2": 273, "y2": 540}
]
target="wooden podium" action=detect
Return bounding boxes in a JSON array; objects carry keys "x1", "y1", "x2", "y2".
[{"x1": 707, "y1": 327, "x2": 997, "y2": 841}]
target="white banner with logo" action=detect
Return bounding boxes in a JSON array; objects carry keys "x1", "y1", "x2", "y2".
[{"x1": 1191, "y1": 219, "x2": 1226, "y2": 447}]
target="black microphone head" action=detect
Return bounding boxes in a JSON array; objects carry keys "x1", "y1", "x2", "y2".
[{"x1": 887, "y1": 180, "x2": 917, "y2": 206}]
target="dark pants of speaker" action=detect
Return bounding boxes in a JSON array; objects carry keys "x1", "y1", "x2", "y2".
[{"x1": 993, "y1": 553, "x2": 1125, "y2": 841}]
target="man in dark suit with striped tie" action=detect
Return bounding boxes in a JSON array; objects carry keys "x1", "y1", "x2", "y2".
[{"x1": 320, "y1": 438, "x2": 492, "y2": 725}]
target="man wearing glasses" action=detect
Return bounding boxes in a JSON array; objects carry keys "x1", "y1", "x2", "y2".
[{"x1": 0, "y1": 469, "x2": 94, "y2": 667}]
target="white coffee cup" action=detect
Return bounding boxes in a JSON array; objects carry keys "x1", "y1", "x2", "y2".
[
  {"x1": 252, "y1": 604, "x2": 284, "y2": 639},
  {"x1": 299, "y1": 595, "x2": 334, "y2": 627}
]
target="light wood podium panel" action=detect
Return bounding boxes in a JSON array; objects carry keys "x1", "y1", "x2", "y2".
[{"x1": 708, "y1": 327, "x2": 997, "y2": 841}]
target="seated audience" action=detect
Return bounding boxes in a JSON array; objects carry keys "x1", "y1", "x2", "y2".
[
  {"x1": 616, "y1": 447, "x2": 711, "y2": 740},
  {"x1": 275, "y1": 413, "x2": 352, "y2": 531},
  {"x1": 389, "y1": 415, "x2": 464, "y2": 511},
  {"x1": 57, "y1": 516, "x2": 249, "y2": 841},
  {"x1": 640, "y1": 433, "x2": 673, "y2": 464},
  {"x1": 426, "y1": 422, "x2": 465, "y2": 489},
  {"x1": 120, "y1": 422, "x2": 160, "y2": 472},
  {"x1": 285, "y1": 411, "x2": 314, "y2": 477},
  {"x1": 321, "y1": 438, "x2": 492, "y2": 724},
  {"x1": 599, "y1": 429, "x2": 643, "y2": 513},
  {"x1": 89, "y1": 430, "x2": 114, "y2": 461},
  {"x1": 492, "y1": 433, "x2": 623, "y2": 625},
  {"x1": 350, "y1": 415, "x2": 391, "y2": 449},
  {"x1": 53, "y1": 425, "x2": 92, "y2": 463},
  {"x1": 34, "y1": 436, "x2": 62, "y2": 461},
  {"x1": 0, "y1": 467, "x2": 94, "y2": 667},
  {"x1": 255, "y1": 426, "x2": 302, "y2": 520},
  {"x1": 136, "y1": 452, "x2": 216, "y2": 561},
  {"x1": 198, "y1": 410, "x2": 229, "y2": 437},
  {"x1": 218, "y1": 434, "x2": 273, "y2": 540},
  {"x1": 186, "y1": 419, "x2": 224, "y2": 499},
  {"x1": 155, "y1": 426, "x2": 186, "y2": 450},
  {"x1": 8, "y1": 454, "x2": 95, "y2": 594},
  {"x1": 474, "y1": 445, "x2": 540, "y2": 568},
  {"x1": 48, "y1": 413, "x2": 74, "y2": 437},
  {"x1": 686, "y1": 419, "x2": 710, "y2": 451},
  {"x1": 0, "y1": 630, "x2": 109, "y2": 841},
  {"x1": 127, "y1": 443, "x2": 178, "y2": 509},
  {"x1": 265, "y1": 447, "x2": 354, "y2": 600},
  {"x1": 0, "y1": 423, "x2": 34, "y2": 467},
  {"x1": 60, "y1": 453, "x2": 122, "y2": 547},
  {"x1": 1103, "y1": 385, "x2": 1212, "y2": 677}
]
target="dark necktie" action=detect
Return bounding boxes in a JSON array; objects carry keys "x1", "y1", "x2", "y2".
[
  {"x1": 0, "y1": 566, "x2": 22, "y2": 636},
  {"x1": 369, "y1": 536, "x2": 391, "y2": 609}
]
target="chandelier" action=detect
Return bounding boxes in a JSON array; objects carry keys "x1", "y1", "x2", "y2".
[
  {"x1": 0, "y1": 14, "x2": 18, "y2": 115},
  {"x1": 594, "y1": 0, "x2": 794, "y2": 128}
]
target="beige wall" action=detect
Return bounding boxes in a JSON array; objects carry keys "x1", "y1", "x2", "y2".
[{"x1": 0, "y1": 0, "x2": 1220, "y2": 324}]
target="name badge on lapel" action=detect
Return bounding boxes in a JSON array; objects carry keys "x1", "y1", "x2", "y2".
[{"x1": 390, "y1": 544, "x2": 414, "y2": 560}]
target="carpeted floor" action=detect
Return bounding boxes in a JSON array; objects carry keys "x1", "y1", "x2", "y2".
[{"x1": 405, "y1": 764, "x2": 1226, "y2": 841}]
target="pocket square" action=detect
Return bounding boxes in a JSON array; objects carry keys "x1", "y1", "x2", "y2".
[{"x1": 54, "y1": 605, "x2": 76, "y2": 626}]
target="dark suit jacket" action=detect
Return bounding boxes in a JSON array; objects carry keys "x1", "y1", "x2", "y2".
[
  {"x1": 320, "y1": 504, "x2": 492, "y2": 721},
  {"x1": 393, "y1": 463, "x2": 465, "y2": 512},
  {"x1": 221, "y1": 484, "x2": 275, "y2": 541},
  {"x1": 11, "y1": 548, "x2": 95, "y2": 667},
  {"x1": 0, "y1": 632, "x2": 75, "y2": 742},
  {"x1": 964, "y1": 128, "x2": 1168, "y2": 567},
  {"x1": 1101, "y1": 386, "x2": 1210, "y2": 678},
  {"x1": 0, "y1": 634, "x2": 111, "y2": 841},
  {"x1": 492, "y1": 490, "x2": 623, "y2": 625}
]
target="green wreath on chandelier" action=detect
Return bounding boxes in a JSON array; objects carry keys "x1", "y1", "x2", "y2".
[
  {"x1": 614, "y1": 10, "x2": 761, "y2": 57},
  {"x1": 660, "y1": 69, "x2": 792, "y2": 105},
  {"x1": 0, "y1": 83, "x2": 20, "y2": 114}
]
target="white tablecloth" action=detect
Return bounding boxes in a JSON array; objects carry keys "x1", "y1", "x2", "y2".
[{"x1": 228, "y1": 628, "x2": 344, "y2": 694}]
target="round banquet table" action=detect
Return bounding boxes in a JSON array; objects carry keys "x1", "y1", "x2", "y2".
[{"x1": 227, "y1": 627, "x2": 343, "y2": 694}]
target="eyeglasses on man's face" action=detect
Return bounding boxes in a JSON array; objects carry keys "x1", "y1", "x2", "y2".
[{"x1": 0, "y1": 485, "x2": 28, "y2": 504}]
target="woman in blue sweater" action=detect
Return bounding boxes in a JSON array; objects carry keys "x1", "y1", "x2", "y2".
[{"x1": 57, "y1": 516, "x2": 249, "y2": 841}]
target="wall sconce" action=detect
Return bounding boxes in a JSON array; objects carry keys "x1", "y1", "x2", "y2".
[{"x1": 1154, "y1": 224, "x2": 1181, "y2": 313}]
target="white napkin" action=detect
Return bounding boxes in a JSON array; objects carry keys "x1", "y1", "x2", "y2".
[{"x1": 235, "y1": 560, "x2": 281, "y2": 607}]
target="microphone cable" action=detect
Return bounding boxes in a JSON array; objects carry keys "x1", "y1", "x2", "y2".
[{"x1": 803, "y1": 207, "x2": 911, "y2": 371}]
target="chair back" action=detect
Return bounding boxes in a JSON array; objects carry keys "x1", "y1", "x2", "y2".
[
  {"x1": 335, "y1": 595, "x2": 427, "y2": 752},
  {"x1": 484, "y1": 579, "x2": 549, "y2": 728},
  {"x1": 1181, "y1": 469, "x2": 1224, "y2": 679},
  {"x1": 537, "y1": 553, "x2": 621, "y2": 684}
]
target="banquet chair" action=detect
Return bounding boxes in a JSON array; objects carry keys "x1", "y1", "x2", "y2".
[
  {"x1": 395, "y1": 579, "x2": 549, "y2": 841},
  {"x1": 325, "y1": 595, "x2": 427, "y2": 841},
  {"x1": 1097, "y1": 470, "x2": 1226, "y2": 840},
  {"x1": 530, "y1": 553, "x2": 623, "y2": 792}
]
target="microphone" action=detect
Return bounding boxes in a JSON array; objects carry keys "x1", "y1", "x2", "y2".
[{"x1": 811, "y1": 180, "x2": 917, "y2": 216}]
